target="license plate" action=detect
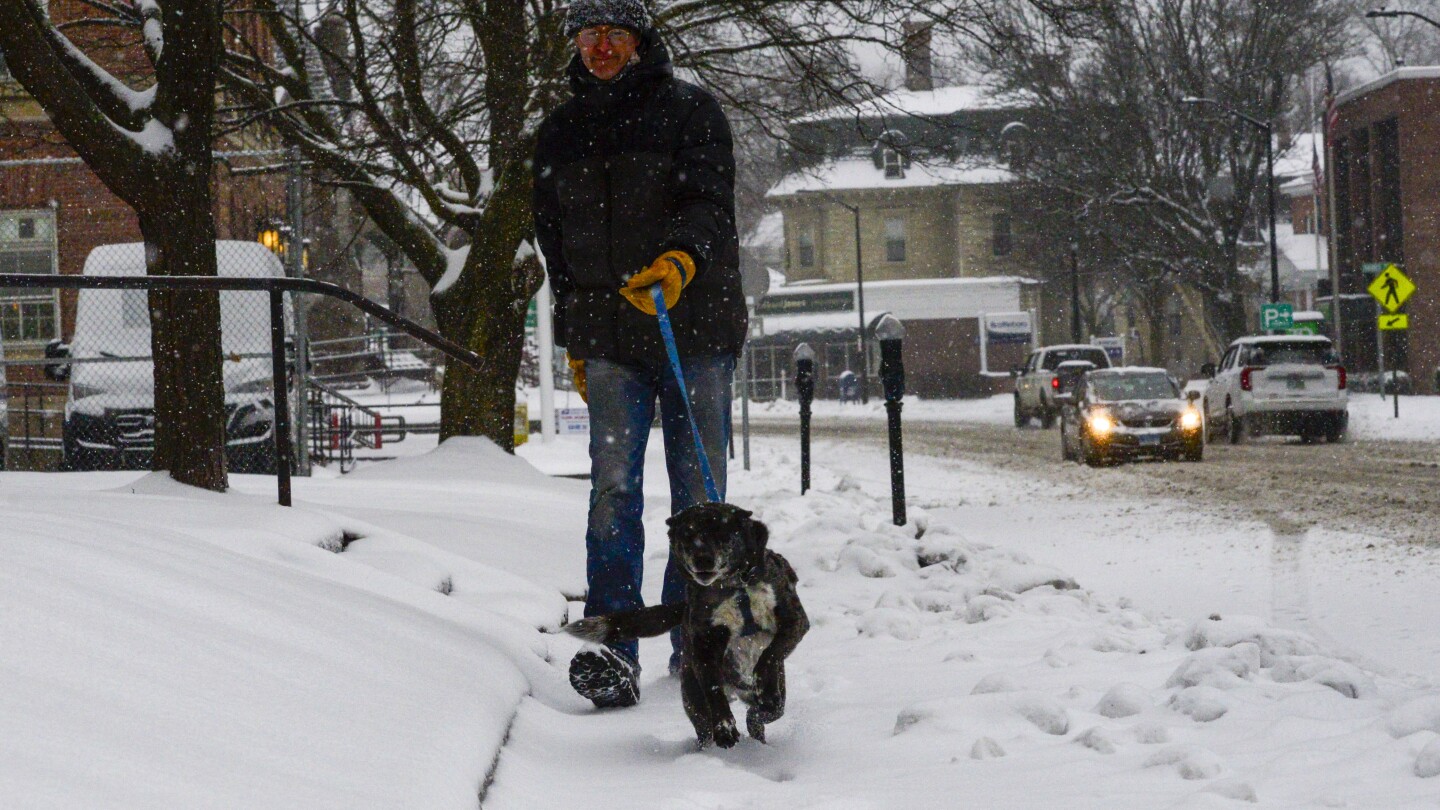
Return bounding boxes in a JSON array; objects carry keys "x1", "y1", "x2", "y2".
[
  {"x1": 1139, "y1": 434, "x2": 1161, "y2": 446},
  {"x1": 1287, "y1": 378, "x2": 1305, "y2": 390}
]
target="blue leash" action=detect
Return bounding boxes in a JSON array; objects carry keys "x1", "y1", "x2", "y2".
[{"x1": 651, "y1": 285, "x2": 722, "y2": 504}]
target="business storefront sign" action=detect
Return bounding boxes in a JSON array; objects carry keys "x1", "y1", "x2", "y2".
[
  {"x1": 984, "y1": 312, "x2": 1032, "y2": 345},
  {"x1": 756, "y1": 290, "x2": 855, "y2": 316}
]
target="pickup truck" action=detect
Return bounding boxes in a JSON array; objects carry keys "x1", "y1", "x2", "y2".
[
  {"x1": 1201, "y1": 335, "x2": 1347, "y2": 443},
  {"x1": 1013, "y1": 344, "x2": 1112, "y2": 428}
]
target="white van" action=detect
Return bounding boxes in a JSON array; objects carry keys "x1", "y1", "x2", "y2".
[{"x1": 59, "y1": 241, "x2": 289, "y2": 472}]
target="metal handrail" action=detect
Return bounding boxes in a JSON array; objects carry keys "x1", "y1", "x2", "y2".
[{"x1": 0, "y1": 273, "x2": 487, "y2": 506}]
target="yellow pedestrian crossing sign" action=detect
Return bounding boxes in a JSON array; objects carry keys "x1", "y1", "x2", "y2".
[
  {"x1": 1379, "y1": 313, "x2": 1409, "y2": 330},
  {"x1": 1367, "y1": 264, "x2": 1414, "y2": 313}
]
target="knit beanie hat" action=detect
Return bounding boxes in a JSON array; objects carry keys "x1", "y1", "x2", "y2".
[{"x1": 564, "y1": 0, "x2": 652, "y2": 37}]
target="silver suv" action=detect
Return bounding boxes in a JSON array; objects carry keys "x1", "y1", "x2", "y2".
[{"x1": 1014, "y1": 344, "x2": 1112, "y2": 428}]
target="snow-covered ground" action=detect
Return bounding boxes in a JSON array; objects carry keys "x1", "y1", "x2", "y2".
[{"x1": 6, "y1": 393, "x2": 1440, "y2": 807}]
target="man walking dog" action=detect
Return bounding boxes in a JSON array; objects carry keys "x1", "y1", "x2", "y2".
[{"x1": 532, "y1": 0, "x2": 745, "y2": 708}]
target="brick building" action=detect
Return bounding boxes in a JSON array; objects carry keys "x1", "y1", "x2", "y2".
[
  {"x1": 0, "y1": 2, "x2": 283, "y2": 381},
  {"x1": 1330, "y1": 67, "x2": 1440, "y2": 390}
]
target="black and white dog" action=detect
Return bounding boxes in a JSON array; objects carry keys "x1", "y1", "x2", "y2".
[{"x1": 566, "y1": 503, "x2": 809, "y2": 748}]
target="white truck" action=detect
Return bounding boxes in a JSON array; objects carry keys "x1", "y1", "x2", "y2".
[
  {"x1": 1013, "y1": 343, "x2": 1113, "y2": 428},
  {"x1": 1201, "y1": 334, "x2": 1347, "y2": 444},
  {"x1": 53, "y1": 241, "x2": 288, "y2": 472}
]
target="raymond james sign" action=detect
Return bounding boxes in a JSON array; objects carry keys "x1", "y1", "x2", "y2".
[
  {"x1": 756, "y1": 290, "x2": 855, "y2": 316},
  {"x1": 984, "y1": 312, "x2": 1033, "y2": 344}
]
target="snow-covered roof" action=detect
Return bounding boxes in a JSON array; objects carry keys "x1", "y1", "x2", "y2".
[
  {"x1": 1091, "y1": 366, "x2": 1170, "y2": 375},
  {"x1": 743, "y1": 211, "x2": 784, "y2": 249},
  {"x1": 1246, "y1": 222, "x2": 1327, "y2": 292},
  {"x1": 774, "y1": 276, "x2": 1037, "y2": 294},
  {"x1": 793, "y1": 84, "x2": 1031, "y2": 125},
  {"x1": 1229, "y1": 334, "x2": 1332, "y2": 345},
  {"x1": 1273, "y1": 132, "x2": 1323, "y2": 180},
  {"x1": 1336, "y1": 66, "x2": 1440, "y2": 107},
  {"x1": 1275, "y1": 222, "x2": 1327, "y2": 275},
  {"x1": 767, "y1": 157, "x2": 1012, "y2": 197},
  {"x1": 757, "y1": 310, "x2": 858, "y2": 337},
  {"x1": 757, "y1": 275, "x2": 1035, "y2": 328}
]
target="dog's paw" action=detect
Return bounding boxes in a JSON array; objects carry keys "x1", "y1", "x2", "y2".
[
  {"x1": 748, "y1": 699, "x2": 785, "y2": 726},
  {"x1": 746, "y1": 708, "x2": 768, "y2": 742},
  {"x1": 712, "y1": 717, "x2": 740, "y2": 749}
]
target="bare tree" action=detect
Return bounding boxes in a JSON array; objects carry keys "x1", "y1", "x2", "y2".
[
  {"x1": 0, "y1": 0, "x2": 232, "y2": 490},
  {"x1": 977, "y1": 0, "x2": 1352, "y2": 345},
  {"x1": 216, "y1": 0, "x2": 1093, "y2": 451}
]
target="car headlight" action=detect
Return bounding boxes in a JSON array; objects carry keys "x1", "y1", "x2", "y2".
[
  {"x1": 1180, "y1": 409, "x2": 1202, "y2": 431},
  {"x1": 1088, "y1": 412, "x2": 1114, "y2": 436}
]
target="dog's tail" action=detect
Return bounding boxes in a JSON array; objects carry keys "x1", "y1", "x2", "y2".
[{"x1": 564, "y1": 603, "x2": 685, "y2": 644}]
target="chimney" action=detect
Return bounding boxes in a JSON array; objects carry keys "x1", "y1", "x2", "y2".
[{"x1": 903, "y1": 21, "x2": 933, "y2": 92}]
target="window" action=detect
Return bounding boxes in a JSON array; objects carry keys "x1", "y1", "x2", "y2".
[
  {"x1": 0, "y1": 210, "x2": 60, "y2": 343},
  {"x1": 797, "y1": 226, "x2": 815, "y2": 268},
  {"x1": 882, "y1": 148, "x2": 905, "y2": 180},
  {"x1": 884, "y1": 217, "x2": 905, "y2": 263},
  {"x1": 0, "y1": 43, "x2": 9, "y2": 80},
  {"x1": 992, "y1": 212, "x2": 1012, "y2": 256}
]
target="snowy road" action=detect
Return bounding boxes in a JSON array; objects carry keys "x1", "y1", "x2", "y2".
[
  {"x1": 898, "y1": 420, "x2": 1440, "y2": 547},
  {"x1": 756, "y1": 419, "x2": 1440, "y2": 685}
]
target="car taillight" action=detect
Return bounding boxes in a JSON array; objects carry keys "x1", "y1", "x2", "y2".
[
  {"x1": 1051, "y1": 375, "x2": 1060, "y2": 390},
  {"x1": 1240, "y1": 367, "x2": 1254, "y2": 391},
  {"x1": 1329, "y1": 365, "x2": 1346, "y2": 390}
]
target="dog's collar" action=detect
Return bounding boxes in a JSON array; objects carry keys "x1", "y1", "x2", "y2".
[{"x1": 735, "y1": 588, "x2": 762, "y2": 637}]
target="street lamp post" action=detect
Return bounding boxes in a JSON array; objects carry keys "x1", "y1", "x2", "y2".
[
  {"x1": 1069, "y1": 235, "x2": 1082, "y2": 343},
  {"x1": 1181, "y1": 97, "x2": 1280, "y2": 305},
  {"x1": 1366, "y1": 7, "x2": 1440, "y2": 30},
  {"x1": 798, "y1": 190, "x2": 869, "y2": 403}
]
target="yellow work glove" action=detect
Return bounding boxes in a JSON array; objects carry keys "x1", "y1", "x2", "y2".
[
  {"x1": 620, "y1": 250, "x2": 695, "y2": 316},
  {"x1": 567, "y1": 352, "x2": 588, "y2": 403}
]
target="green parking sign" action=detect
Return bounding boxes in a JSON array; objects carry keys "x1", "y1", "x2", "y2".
[{"x1": 1260, "y1": 303, "x2": 1293, "y2": 331}]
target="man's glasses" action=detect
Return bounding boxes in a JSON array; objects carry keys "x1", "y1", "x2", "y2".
[{"x1": 576, "y1": 27, "x2": 635, "y2": 48}]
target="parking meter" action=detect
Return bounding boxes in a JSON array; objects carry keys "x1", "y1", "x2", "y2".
[
  {"x1": 795, "y1": 342, "x2": 816, "y2": 494},
  {"x1": 874, "y1": 315, "x2": 906, "y2": 525}
]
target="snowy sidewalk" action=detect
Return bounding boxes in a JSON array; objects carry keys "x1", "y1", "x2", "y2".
[{"x1": 486, "y1": 439, "x2": 1440, "y2": 809}]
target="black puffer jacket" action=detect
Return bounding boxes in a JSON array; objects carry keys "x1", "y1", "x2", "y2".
[{"x1": 532, "y1": 29, "x2": 746, "y2": 364}]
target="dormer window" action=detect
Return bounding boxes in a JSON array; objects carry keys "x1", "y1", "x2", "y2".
[
  {"x1": 882, "y1": 148, "x2": 905, "y2": 179},
  {"x1": 872, "y1": 129, "x2": 911, "y2": 180}
]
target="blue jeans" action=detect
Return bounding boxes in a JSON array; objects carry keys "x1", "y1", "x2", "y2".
[{"x1": 583, "y1": 354, "x2": 735, "y2": 664}]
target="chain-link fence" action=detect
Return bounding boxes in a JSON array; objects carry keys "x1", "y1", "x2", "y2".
[
  {"x1": 1, "y1": 241, "x2": 289, "y2": 473},
  {"x1": 1, "y1": 260, "x2": 492, "y2": 504}
]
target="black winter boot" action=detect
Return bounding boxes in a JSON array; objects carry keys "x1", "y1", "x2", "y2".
[{"x1": 569, "y1": 646, "x2": 640, "y2": 708}]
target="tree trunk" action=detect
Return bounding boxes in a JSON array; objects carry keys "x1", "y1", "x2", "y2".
[
  {"x1": 433, "y1": 170, "x2": 538, "y2": 451},
  {"x1": 434, "y1": 261, "x2": 528, "y2": 451},
  {"x1": 141, "y1": 181, "x2": 229, "y2": 491}
]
